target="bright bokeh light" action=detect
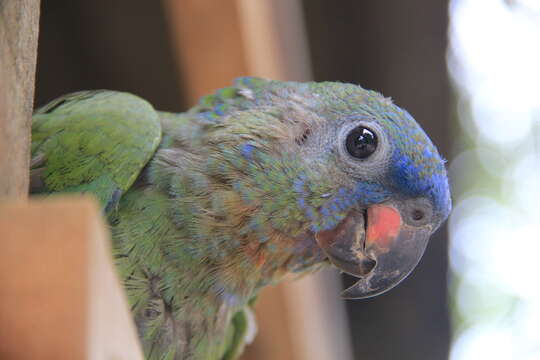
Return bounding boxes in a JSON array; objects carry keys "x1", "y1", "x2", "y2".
[{"x1": 448, "y1": 0, "x2": 540, "y2": 358}]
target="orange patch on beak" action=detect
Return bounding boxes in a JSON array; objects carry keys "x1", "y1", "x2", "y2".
[{"x1": 366, "y1": 205, "x2": 402, "y2": 248}]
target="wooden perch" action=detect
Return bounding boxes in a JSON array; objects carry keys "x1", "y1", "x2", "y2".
[
  {"x1": 0, "y1": 0, "x2": 40, "y2": 199},
  {"x1": 0, "y1": 198, "x2": 143, "y2": 360}
]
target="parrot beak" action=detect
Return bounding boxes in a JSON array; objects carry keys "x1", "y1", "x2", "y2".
[{"x1": 315, "y1": 203, "x2": 432, "y2": 299}]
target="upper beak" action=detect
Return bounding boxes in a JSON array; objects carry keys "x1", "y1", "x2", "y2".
[{"x1": 315, "y1": 203, "x2": 432, "y2": 299}]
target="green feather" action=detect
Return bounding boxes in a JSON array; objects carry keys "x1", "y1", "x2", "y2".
[{"x1": 31, "y1": 90, "x2": 161, "y2": 211}]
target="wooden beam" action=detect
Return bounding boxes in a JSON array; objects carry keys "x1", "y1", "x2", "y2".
[
  {"x1": 0, "y1": 198, "x2": 143, "y2": 359},
  {"x1": 280, "y1": 270, "x2": 354, "y2": 360},
  {"x1": 0, "y1": 1, "x2": 40, "y2": 199},
  {"x1": 235, "y1": 0, "x2": 311, "y2": 81},
  {"x1": 163, "y1": 0, "x2": 248, "y2": 105},
  {"x1": 163, "y1": 0, "x2": 311, "y2": 104}
]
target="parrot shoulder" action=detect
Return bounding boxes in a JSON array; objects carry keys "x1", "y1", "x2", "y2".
[{"x1": 30, "y1": 90, "x2": 162, "y2": 212}]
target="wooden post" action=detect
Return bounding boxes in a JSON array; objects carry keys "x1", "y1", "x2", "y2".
[
  {"x1": 163, "y1": 1, "x2": 353, "y2": 359},
  {"x1": 163, "y1": 0, "x2": 248, "y2": 105},
  {"x1": 0, "y1": 198, "x2": 144, "y2": 360},
  {"x1": 0, "y1": 1, "x2": 40, "y2": 199},
  {"x1": 1, "y1": 2, "x2": 145, "y2": 357},
  {"x1": 163, "y1": 0, "x2": 311, "y2": 103}
]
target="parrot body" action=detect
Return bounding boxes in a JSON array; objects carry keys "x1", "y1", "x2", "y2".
[{"x1": 30, "y1": 78, "x2": 451, "y2": 360}]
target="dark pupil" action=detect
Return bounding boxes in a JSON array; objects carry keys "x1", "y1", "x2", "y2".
[{"x1": 345, "y1": 126, "x2": 377, "y2": 159}]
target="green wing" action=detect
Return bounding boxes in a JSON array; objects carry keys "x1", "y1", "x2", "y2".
[{"x1": 30, "y1": 90, "x2": 161, "y2": 212}]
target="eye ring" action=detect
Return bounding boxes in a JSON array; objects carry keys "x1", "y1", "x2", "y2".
[
  {"x1": 337, "y1": 120, "x2": 391, "y2": 180},
  {"x1": 345, "y1": 126, "x2": 378, "y2": 159}
]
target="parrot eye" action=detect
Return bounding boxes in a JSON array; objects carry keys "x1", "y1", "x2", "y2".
[
  {"x1": 345, "y1": 126, "x2": 378, "y2": 159},
  {"x1": 337, "y1": 121, "x2": 390, "y2": 179}
]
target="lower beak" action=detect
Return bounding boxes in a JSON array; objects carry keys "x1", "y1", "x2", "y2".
[{"x1": 315, "y1": 204, "x2": 432, "y2": 299}]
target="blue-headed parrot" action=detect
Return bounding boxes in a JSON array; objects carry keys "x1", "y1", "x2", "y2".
[{"x1": 30, "y1": 78, "x2": 451, "y2": 360}]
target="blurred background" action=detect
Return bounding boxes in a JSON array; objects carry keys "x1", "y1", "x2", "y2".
[
  {"x1": 448, "y1": 0, "x2": 540, "y2": 359},
  {"x1": 33, "y1": 0, "x2": 540, "y2": 359}
]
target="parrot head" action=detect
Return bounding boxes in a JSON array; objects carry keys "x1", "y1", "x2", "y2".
[
  {"x1": 310, "y1": 102, "x2": 451, "y2": 298},
  {"x1": 196, "y1": 78, "x2": 451, "y2": 299}
]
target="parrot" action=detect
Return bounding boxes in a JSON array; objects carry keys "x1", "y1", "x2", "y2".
[{"x1": 29, "y1": 77, "x2": 451, "y2": 360}]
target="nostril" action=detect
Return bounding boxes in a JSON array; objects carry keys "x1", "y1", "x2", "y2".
[{"x1": 412, "y1": 209, "x2": 425, "y2": 221}]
